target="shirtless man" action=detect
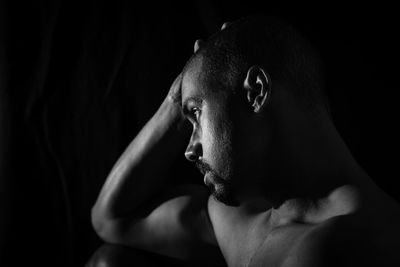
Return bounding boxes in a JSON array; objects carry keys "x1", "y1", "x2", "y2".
[{"x1": 91, "y1": 16, "x2": 400, "y2": 266}]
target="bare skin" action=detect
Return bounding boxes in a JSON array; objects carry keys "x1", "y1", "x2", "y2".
[{"x1": 92, "y1": 23, "x2": 400, "y2": 267}]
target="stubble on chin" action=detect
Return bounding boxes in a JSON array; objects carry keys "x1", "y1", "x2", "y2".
[
  {"x1": 195, "y1": 160, "x2": 238, "y2": 206},
  {"x1": 207, "y1": 172, "x2": 239, "y2": 206}
]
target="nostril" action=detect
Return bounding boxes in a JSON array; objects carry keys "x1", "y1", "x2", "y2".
[
  {"x1": 185, "y1": 150, "x2": 198, "y2": 162},
  {"x1": 185, "y1": 141, "x2": 202, "y2": 162}
]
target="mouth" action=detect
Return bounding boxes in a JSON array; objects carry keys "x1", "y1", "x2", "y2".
[
  {"x1": 203, "y1": 172, "x2": 212, "y2": 187},
  {"x1": 196, "y1": 161, "x2": 212, "y2": 187},
  {"x1": 195, "y1": 161, "x2": 211, "y2": 176}
]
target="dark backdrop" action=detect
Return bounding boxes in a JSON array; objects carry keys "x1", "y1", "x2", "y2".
[{"x1": 0, "y1": 1, "x2": 398, "y2": 266}]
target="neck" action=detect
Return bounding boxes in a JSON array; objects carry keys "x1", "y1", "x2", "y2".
[{"x1": 259, "y1": 105, "x2": 373, "y2": 217}]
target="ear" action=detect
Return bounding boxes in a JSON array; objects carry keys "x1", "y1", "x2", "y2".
[{"x1": 243, "y1": 66, "x2": 271, "y2": 113}]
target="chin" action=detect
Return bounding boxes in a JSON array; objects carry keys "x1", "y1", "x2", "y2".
[
  {"x1": 208, "y1": 173, "x2": 239, "y2": 206},
  {"x1": 212, "y1": 190, "x2": 238, "y2": 206}
]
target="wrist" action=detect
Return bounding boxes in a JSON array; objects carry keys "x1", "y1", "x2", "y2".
[
  {"x1": 159, "y1": 98, "x2": 191, "y2": 139},
  {"x1": 154, "y1": 97, "x2": 184, "y2": 130}
]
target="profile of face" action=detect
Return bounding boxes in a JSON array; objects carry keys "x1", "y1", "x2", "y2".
[
  {"x1": 181, "y1": 56, "x2": 235, "y2": 205},
  {"x1": 182, "y1": 55, "x2": 270, "y2": 206}
]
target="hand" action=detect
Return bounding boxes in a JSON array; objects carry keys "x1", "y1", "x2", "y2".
[
  {"x1": 164, "y1": 72, "x2": 191, "y2": 135},
  {"x1": 167, "y1": 72, "x2": 183, "y2": 105},
  {"x1": 221, "y1": 21, "x2": 231, "y2": 30},
  {"x1": 193, "y1": 21, "x2": 231, "y2": 54},
  {"x1": 169, "y1": 21, "x2": 231, "y2": 104}
]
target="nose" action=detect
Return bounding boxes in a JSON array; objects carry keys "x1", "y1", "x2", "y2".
[{"x1": 184, "y1": 140, "x2": 202, "y2": 162}]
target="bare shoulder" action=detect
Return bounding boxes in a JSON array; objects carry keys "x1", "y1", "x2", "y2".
[{"x1": 282, "y1": 214, "x2": 400, "y2": 267}]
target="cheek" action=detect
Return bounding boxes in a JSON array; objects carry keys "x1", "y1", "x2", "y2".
[
  {"x1": 200, "y1": 117, "x2": 214, "y2": 159},
  {"x1": 202, "y1": 112, "x2": 234, "y2": 175}
]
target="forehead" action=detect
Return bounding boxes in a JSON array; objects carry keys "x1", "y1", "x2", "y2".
[{"x1": 181, "y1": 55, "x2": 208, "y2": 103}]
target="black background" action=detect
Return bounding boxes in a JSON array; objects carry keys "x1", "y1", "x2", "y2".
[{"x1": 0, "y1": 1, "x2": 398, "y2": 266}]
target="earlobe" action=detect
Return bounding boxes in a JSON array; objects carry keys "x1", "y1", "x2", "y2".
[{"x1": 243, "y1": 66, "x2": 271, "y2": 113}]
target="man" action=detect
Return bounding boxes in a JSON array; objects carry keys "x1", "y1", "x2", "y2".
[{"x1": 91, "y1": 16, "x2": 400, "y2": 266}]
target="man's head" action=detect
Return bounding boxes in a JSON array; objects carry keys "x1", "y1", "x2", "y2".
[{"x1": 181, "y1": 16, "x2": 330, "y2": 205}]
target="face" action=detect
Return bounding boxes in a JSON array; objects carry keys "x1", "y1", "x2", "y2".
[{"x1": 182, "y1": 57, "x2": 241, "y2": 205}]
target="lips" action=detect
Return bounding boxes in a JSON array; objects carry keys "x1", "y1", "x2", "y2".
[
  {"x1": 203, "y1": 172, "x2": 213, "y2": 188},
  {"x1": 195, "y1": 161, "x2": 211, "y2": 176}
]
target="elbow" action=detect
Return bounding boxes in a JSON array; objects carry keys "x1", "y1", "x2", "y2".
[
  {"x1": 91, "y1": 206, "x2": 123, "y2": 244},
  {"x1": 91, "y1": 206, "x2": 107, "y2": 240}
]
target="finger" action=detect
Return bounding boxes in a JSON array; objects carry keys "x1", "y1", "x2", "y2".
[
  {"x1": 221, "y1": 22, "x2": 231, "y2": 30},
  {"x1": 194, "y1": 39, "x2": 204, "y2": 53},
  {"x1": 172, "y1": 73, "x2": 182, "y2": 88},
  {"x1": 177, "y1": 72, "x2": 183, "y2": 86},
  {"x1": 168, "y1": 74, "x2": 183, "y2": 103}
]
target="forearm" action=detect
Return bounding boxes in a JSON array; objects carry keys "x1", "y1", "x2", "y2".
[{"x1": 92, "y1": 97, "x2": 190, "y2": 224}]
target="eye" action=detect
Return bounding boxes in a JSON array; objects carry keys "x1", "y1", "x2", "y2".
[{"x1": 190, "y1": 107, "x2": 201, "y2": 121}]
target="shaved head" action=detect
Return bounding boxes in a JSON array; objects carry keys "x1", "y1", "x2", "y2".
[
  {"x1": 184, "y1": 16, "x2": 329, "y2": 114},
  {"x1": 182, "y1": 16, "x2": 334, "y2": 206}
]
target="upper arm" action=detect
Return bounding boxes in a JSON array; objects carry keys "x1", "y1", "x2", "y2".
[{"x1": 94, "y1": 184, "x2": 225, "y2": 266}]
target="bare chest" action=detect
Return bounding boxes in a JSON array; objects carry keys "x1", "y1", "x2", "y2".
[
  {"x1": 208, "y1": 198, "x2": 313, "y2": 267},
  {"x1": 246, "y1": 224, "x2": 313, "y2": 267}
]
